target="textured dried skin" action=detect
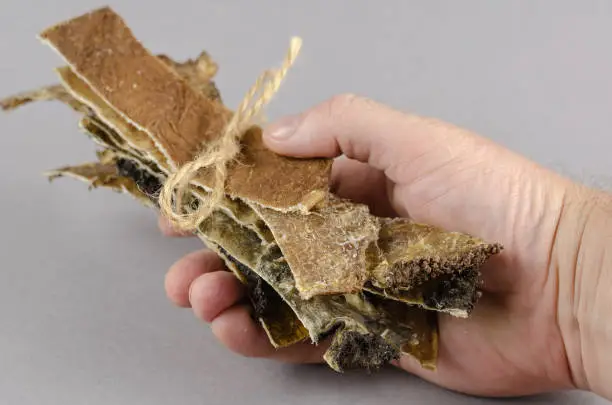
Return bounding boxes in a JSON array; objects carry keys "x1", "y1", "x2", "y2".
[
  {"x1": 45, "y1": 161, "x2": 153, "y2": 206},
  {"x1": 39, "y1": 6, "x2": 231, "y2": 170},
  {"x1": 41, "y1": 7, "x2": 334, "y2": 213},
  {"x1": 324, "y1": 329, "x2": 399, "y2": 373},
  {"x1": 255, "y1": 193, "x2": 495, "y2": 315},
  {"x1": 0, "y1": 84, "x2": 87, "y2": 112},
  {"x1": 0, "y1": 6, "x2": 510, "y2": 373},
  {"x1": 211, "y1": 244, "x2": 309, "y2": 348},
  {"x1": 362, "y1": 293, "x2": 438, "y2": 370},
  {"x1": 80, "y1": 115, "x2": 127, "y2": 151},
  {"x1": 157, "y1": 52, "x2": 223, "y2": 103},
  {"x1": 251, "y1": 196, "x2": 380, "y2": 299},
  {"x1": 193, "y1": 127, "x2": 333, "y2": 213},
  {"x1": 189, "y1": 187, "x2": 274, "y2": 244},
  {"x1": 198, "y1": 210, "x2": 437, "y2": 370},
  {"x1": 322, "y1": 290, "x2": 439, "y2": 373},
  {"x1": 366, "y1": 268, "x2": 481, "y2": 318},
  {"x1": 372, "y1": 218, "x2": 502, "y2": 292},
  {"x1": 80, "y1": 117, "x2": 166, "y2": 198},
  {"x1": 217, "y1": 196, "x2": 275, "y2": 244},
  {"x1": 259, "y1": 253, "x2": 438, "y2": 371},
  {"x1": 196, "y1": 216, "x2": 310, "y2": 348},
  {"x1": 56, "y1": 66, "x2": 171, "y2": 171}
]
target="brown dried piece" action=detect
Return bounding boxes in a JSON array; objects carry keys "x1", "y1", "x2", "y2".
[
  {"x1": 41, "y1": 6, "x2": 333, "y2": 212},
  {"x1": 193, "y1": 127, "x2": 332, "y2": 213},
  {"x1": 39, "y1": 6, "x2": 230, "y2": 169},
  {"x1": 56, "y1": 65, "x2": 171, "y2": 170}
]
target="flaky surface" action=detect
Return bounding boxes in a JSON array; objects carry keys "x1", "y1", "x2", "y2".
[
  {"x1": 252, "y1": 196, "x2": 379, "y2": 299},
  {"x1": 373, "y1": 218, "x2": 502, "y2": 291}
]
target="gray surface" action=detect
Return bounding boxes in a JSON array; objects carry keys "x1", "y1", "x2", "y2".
[{"x1": 0, "y1": 1, "x2": 610, "y2": 404}]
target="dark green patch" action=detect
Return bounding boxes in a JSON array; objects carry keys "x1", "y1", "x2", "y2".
[
  {"x1": 115, "y1": 158, "x2": 162, "y2": 198},
  {"x1": 328, "y1": 330, "x2": 399, "y2": 373}
]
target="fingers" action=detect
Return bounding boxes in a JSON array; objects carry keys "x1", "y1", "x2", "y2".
[
  {"x1": 168, "y1": 249, "x2": 327, "y2": 364},
  {"x1": 330, "y1": 157, "x2": 396, "y2": 217},
  {"x1": 263, "y1": 93, "x2": 496, "y2": 183},
  {"x1": 189, "y1": 271, "x2": 245, "y2": 322},
  {"x1": 211, "y1": 305, "x2": 328, "y2": 364},
  {"x1": 165, "y1": 249, "x2": 224, "y2": 307}
]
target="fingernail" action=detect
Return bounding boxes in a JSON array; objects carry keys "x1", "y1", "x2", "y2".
[{"x1": 266, "y1": 114, "x2": 300, "y2": 140}]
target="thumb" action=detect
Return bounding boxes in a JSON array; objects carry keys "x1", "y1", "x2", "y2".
[{"x1": 262, "y1": 93, "x2": 495, "y2": 184}]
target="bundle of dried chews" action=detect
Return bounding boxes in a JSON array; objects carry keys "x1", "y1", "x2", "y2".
[{"x1": 2, "y1": 7, "x2": 503, "y2": 372}]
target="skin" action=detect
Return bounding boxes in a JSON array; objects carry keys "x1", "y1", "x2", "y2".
[{"x1": 159, "y1": 94, "x2": 611, "y2": 399}]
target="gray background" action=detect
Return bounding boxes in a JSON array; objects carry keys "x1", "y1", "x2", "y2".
[{"x1": 0, "y1": 1, "x2": 610, "y2": 404}]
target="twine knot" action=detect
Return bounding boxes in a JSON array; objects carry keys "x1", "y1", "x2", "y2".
[{"x1": 159, "y1": 37, "x2": 302, "y2": 231}]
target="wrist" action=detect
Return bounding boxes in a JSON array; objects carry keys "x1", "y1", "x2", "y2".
[{"x1": 555, "y1": 182, "x2": 612, "y2": 399}]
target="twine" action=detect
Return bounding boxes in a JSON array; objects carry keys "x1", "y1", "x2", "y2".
[{"x1": 158, "y1": 37, "x2": 303, "y2": 231}]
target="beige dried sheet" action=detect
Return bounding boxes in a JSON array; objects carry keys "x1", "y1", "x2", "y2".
[{"x1": 252, "y1": 196, "x2": 379, "y2": 299}]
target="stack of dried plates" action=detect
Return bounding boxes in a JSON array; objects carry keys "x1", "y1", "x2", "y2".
[{"x1": 1, "y1": 7, "x2": 502, "y2": 372}]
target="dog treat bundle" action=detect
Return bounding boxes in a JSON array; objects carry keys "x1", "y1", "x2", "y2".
[{"x1": 1, "y1": 7, "x2": 502, "y2": 372}]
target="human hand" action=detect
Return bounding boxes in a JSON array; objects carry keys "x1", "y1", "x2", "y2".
[{"x1": 160, "y1": 94, "x2": 605, "y2": 398}]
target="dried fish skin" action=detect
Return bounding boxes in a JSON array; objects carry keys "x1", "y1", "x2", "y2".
[
  {"x1": 251, "y1": 196, "x2": 379, "y2": 299},
  {"x1": 324, "y1": 329, "x2": 399, "y2": 373},
  {"x1": 193, "y1": 127, "x2": 333, "y2": 213},
  {"x1": 39, "y1": 6, "x2": 231, "y2": 169},
  {"x1": 365, "y1": 268, "x2": 482, "y2": 318},
  {"x1": 0, "y1": 6, "x2": 509, "y2": 374},
  {"x1": 157, "y1": 51, "x2": 223, "y2": 102},
  {"x1": 0, "y1": 84, "x2": 88, "y2": 112},
  {"x1": 55, "y1": 66, "x2": 171, "y2": 171},
  {"x1": 371, "y1": 218, "x2": 502, "y2": 290},
  {"x1": 212, "y1": 245, "x2": 310, "y2": 348},
  {"x1": 45, "y1": 160, "x2": 154, "y2": 207},
  {"x1": 197, "y1": 210, "x2": 438, "y2": 369}
]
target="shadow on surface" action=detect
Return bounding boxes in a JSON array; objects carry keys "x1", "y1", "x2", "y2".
[{"x1": 272, "y1": 363, "x2": 596, "y2": 405}]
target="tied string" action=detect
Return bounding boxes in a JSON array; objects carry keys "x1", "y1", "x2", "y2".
[{"x1": 159, "y1": 37, "x2": 303, "y2": 231}]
